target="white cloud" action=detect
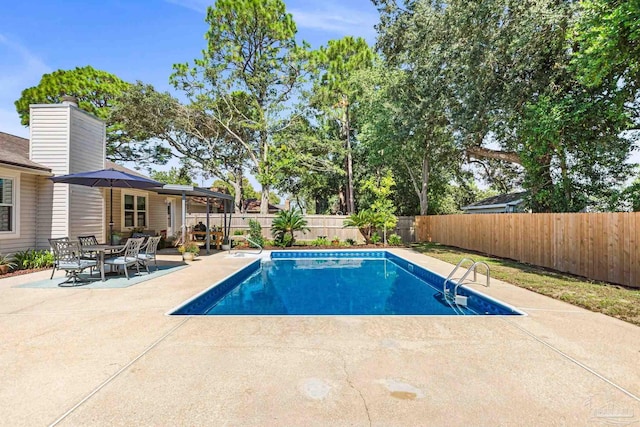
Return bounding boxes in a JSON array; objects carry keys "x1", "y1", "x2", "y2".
[
  {"x1": 164, "y1": 1, "x2": 377, "y2": 42},
  {"x1": 0, "y1": 34, "x2": 51, "y2": 136},
  {"x1": 164, "y1": 0, "x2": 209, "y2": 13},
  {"x1": 289, "y1": 5, "x2": 377, "y2": 40}
]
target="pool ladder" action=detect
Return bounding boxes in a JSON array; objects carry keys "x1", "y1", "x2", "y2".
[
  {"x1": 443, "y1": 258, "x2": 490, "y2": 307},
  {"x1": 229, "y1": 236, "x2": 263, "y2": 256}
]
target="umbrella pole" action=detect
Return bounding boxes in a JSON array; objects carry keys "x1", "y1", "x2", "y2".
[{"x1": 109, "y1": 186, "x2": 114, "y2": 245}]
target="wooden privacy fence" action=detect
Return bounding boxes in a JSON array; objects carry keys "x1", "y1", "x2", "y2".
[
  {"x1": 416, "y1": 213, "x2": 640, "y2": 288},
  {"x1": 187, "y1": 214, "x2": 415, "y2": 243}
]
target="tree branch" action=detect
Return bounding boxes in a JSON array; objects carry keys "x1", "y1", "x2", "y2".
[{"x1": 466, "y1": 146, "x2": 522, "y2": 164}]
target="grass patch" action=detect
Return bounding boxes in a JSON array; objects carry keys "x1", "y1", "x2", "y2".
[{"x1": 411, "y1": 242, "x2": 640, "y2": 327}]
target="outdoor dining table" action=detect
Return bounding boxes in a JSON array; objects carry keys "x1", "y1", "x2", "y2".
[{"x1": 81, "y1": 244, "x2": 125, "y2": 281}]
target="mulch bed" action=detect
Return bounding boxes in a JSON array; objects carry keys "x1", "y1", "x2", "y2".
[{"x1": 0, "y1": 267, "x2": 50, "y2": 280}]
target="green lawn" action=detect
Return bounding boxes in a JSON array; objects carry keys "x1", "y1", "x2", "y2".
[{"x1": 411, "y1": 243, "x2": 640, "y2": 327}]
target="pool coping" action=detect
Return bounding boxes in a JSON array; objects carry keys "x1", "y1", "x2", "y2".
[{"x1": 166, "y1": 250, "x2": 527, "y2": 317}]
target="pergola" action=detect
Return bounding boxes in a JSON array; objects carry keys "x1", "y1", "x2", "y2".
[{"x1": 154, "y1": 184, "x2": 234, "y2": 254}]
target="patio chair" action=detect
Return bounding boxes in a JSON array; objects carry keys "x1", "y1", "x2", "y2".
[
  {"x1": 78, "y1": 235, "x2": 100, "y2": 273},
  {"x1": 104, "y1": 237, "x2": 144, "y2": 279},
  {"x1": 137, "y1": 236, "x2": 162, "y2": 272},
  {"x1": 49, "y1": 240, "x2": 97, "y2": 286},
  {"x1": 48, "y1": 237, "x2": 70, "y2": 279}
]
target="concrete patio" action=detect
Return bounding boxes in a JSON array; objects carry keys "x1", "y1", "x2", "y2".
[{"x1": 1, "y1": 248, "x2": 638, "y2": 426}]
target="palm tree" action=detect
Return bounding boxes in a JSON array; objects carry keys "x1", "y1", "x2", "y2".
[
  {"x1": 271, "y1": 209, "x2": 309, "y2": 247},
  {"x1": 343, "y1": 209, "x2": 379, "y2": 244}
]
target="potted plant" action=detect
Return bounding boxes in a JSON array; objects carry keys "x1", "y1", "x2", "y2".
[
  {"x1": 331, "y1": 236, "x2": 340, "y2": 246},
  {"x1": 221, "y1": 236, "x2": 231, "y2": 251},
  {"x1": 111, "y1": 231, "x2": 123, "y2": 245},
  {"x1": 178, "y1": 242, "x2": 200, "y2": 261},
  {"x1": 0, "y1": 253, "x2": 17, "y2": 275}
]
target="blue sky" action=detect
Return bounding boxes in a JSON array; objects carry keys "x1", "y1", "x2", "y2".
[{"x1": 0, "y1": 0, "x2": 378, "y2": 141}]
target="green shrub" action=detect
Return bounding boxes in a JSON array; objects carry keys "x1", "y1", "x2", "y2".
[
  {"x1": 13, "y1": 249, "x2": 54, "y2": 270},
  {"x1": 272, "y1": 209, "x2": 309, "y2": 247},
  {"x1": 233, "y1": 229, "x2": 245, "y2": 235},
  {"x1": 371, "y1": 232, "x2": 381, "y2": 244},
  {"x1": 276, "y1": 233, "x2": 294, "y2": 248},
  {"x1": 345, "y1": 238, "x2": 356, "y2": 246},
  {"x1": 388, "y1": 234, "x2": 402, "y2": 246},
  {"x1": 343, "y1": 209, "x2": 377, "y2": 244},
  {"x1": 312, "y1": 237, "x2": 330, "y2": 246},
  {"x1": 248, "y1": 219, "x2": 265, "y2": 248}
]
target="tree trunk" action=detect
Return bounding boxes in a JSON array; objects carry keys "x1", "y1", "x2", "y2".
[
  {"x1": 233, "y1": 172, "x2": 243, "y2": 214},
  {"x1": 260, "y1": 131, "x2": 269, "y2": 215},
  {"x1": 261, "y1": 185, "x2": 270, "y2": 214},
  {"x1": 338, "y1": 188, "x2": 347, "y2": 214},
  {"x1": 420, "y1": 151, "x2": 430, "y2": 215},
  {"x1": 558, "y1": 143, "x2": 572, "y2": 210},
  {"x1": 345, "y1": 98, "x2": 355, "y2": 214},
  {"x1": 531, "y1": 154, "x2": 553, "y2": 213}
]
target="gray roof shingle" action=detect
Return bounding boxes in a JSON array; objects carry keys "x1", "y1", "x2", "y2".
[
  {"x1": 464, "y1": 191, "x2": 527, "y2": 208},
  {"x1": 0, "y1": 131, "x2": 51, "y2": 172}
]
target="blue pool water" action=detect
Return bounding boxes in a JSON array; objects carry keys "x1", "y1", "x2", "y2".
[{"x1": 171, "y1": 251, "x2": 523, "y2": 316}]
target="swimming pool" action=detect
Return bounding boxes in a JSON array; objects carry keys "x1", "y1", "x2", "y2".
[{"x1": 170, "y1": 251, "x2": 524, "y2": 316}]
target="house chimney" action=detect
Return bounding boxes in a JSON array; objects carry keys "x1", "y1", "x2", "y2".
[
  {"x1": 284, "y1": 199, "x2": 290, "y2": 211},
  {"x1": 60, "y1": 95, "x2": 78, "y2": 107}
]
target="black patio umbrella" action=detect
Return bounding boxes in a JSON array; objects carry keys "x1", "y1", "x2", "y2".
[{"x1": 50, "y1": 168, "x2": 163, "y2": 244}]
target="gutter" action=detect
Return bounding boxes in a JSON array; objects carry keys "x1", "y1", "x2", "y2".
[{"x1": 0, "y1": 160, "x2": 52, "y2": 175}]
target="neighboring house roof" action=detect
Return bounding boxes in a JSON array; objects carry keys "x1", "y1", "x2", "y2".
[
  {"x1": 461, "y1": 191, "x2": 527, "y2": 211},
  {"x1": 188, "y1": 197, "x2": 281, "y2": 213},
  {"x1": 244, "y1": 199, "x2": 282, "y2": 213},
  {"x1": 243, "y1": 198, "x2": 281, "y2": 213},
  {"x1": 188, "y1": 196, "x2": 225, "y2": 211},
  {"x1": 0, "y1": 131, "x2": 51, "y2": 172}
]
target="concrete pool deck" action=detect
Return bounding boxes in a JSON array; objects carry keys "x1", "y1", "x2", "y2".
[{"x1": 1, "y1": 248, "x2": 638, "y2": 426}]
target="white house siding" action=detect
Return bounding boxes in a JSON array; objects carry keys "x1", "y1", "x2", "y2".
[
  {"x1": 68, "y1": 108, "x2": 105, "y2": 240},
  {"x1": 0, "y1": 170, "x2": 39, "y2": 254},
  {"x1": 144, "y1": 193, "x2": 182, "y2": 236},
  {"x1": 30, "y1": 105, "x2": 70, "y2": 245},
  {"x1": 105, "y1": 189, "x2": 181, "y2": 238}
]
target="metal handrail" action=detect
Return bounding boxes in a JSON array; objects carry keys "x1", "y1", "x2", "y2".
[
  {"x1": 443, "y1": 257, "x2": 475, "y2": 296},
  {"x1": 245, "y1": 236, "x2": 263, "y2": 255},
  {"x1": 229, "y1": 235, "x2": 263, "y2": 255},
  {"x1": 452, "y1": 261, "x2": 491, "y2": 299}
]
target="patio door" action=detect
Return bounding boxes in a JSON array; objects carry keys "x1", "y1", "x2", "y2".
[{"x1": 167, "y1": 199, "x2": 176, "y2": 237}]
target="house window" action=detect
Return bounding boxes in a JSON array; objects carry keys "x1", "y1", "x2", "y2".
[
  {"x1": 123, "y1": 193, "x2": 147, "y2": 228},
  {"x1": 0, "y1": 177, "x2": 14, "y2": 232}
]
